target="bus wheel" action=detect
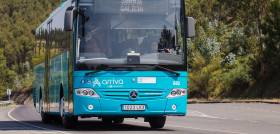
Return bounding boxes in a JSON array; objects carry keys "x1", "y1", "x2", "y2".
[
  {"x1": 41, "y1": 112, "x2": 51, "y2": 124},
  {"x1": 60, "y1": 97, "x2": 65, "y2": 119},
  {"x1": 40, "y1": 99, "x2": 51, "y2": 124},
  {"x1": 60, "y1": 97, "x2": 78, "y2": 128},
  {"x1": 62, "y1": 115, "x2": 78, "y2": 129},
  {"x1": 40, "y1": 98, "x2": 43, "y2": 114},
  {"x1": 102, "y1": 117, "x2": 113, "y2": 124},
  {"x1": 149, "y1": 116, "x2": 166, "y2": 129},
  {"x1": 113, "y1": 118, "x2": 124, "y2": 124}
]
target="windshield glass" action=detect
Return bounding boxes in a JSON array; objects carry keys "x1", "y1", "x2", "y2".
[{"x1": 76, "y1": 0, "x2": 185, "y2": 70}]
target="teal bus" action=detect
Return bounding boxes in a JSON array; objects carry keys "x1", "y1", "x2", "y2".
[{"x1": 33, "y1": 0, "x2": 195, "y2": 129}]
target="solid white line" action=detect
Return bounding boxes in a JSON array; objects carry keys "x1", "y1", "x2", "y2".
[
  {"x1": 126, "y1": 120, "x2": 247, "y2": 134},
  {"x1": 202, "y1": 105, "x2": 280, "y2": 114},
  {"x1": 7, "y1": 107, "x2": 71, "y2": 134},
  {"x1": 187, "y1": 110, "x2": 280, "y2": 125},
  {"x1": 165, "y1": 125, "x2": 247, "y2": 134}
]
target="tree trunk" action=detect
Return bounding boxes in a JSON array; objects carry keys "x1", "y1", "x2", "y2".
[{"x1": 258, "y1": 10, "x2": 265, "y2": 79}]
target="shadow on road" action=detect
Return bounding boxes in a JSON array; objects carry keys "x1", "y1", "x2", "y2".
[{"x1": 0, "y1": 120, "x2": 174, "y2": 132}]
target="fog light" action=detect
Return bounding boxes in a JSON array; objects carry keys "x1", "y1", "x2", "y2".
[
  {"x1": 88, "y1": 105, "x2": 93, "y2": 110},
  {"x1": 172, "y1": 104, "x2": 177, "y2": 110},
  {"x1": 76, "y1": 90, "x2": 81, "y2": 94}
]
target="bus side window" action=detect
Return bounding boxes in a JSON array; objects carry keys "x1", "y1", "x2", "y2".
[{"x1": 34, "y1": 29, "x2": 46, "y2": 65}]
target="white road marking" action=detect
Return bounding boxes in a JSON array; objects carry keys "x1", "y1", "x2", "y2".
[
  {"x1": 0, "y1": 131, "x2": 54, "y2": 134},
  {"x1": 187, "y1": 110, "x2": 221, "y2": 118},
  {"x1": 30, "y1": 132, "x2": 56, "y2": 134},
  {"x1": 187, "y1": 110, "x2": 280, "y2": 125},
  {"x1": 202, "y1": 104, "x2": 280, "y2": 114},
  {"x1": 126, "y1": 120, "x2": 247, "y2": 134},
  {"x1": 7, "y1": 107, "x2": 71, "y2": 134}
]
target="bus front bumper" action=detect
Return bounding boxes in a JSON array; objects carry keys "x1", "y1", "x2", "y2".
[{"x1": 73, "y1": 96, "x2": 187, "y2": 117}]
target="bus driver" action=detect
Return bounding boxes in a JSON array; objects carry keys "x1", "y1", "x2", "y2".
[{"x1": 84, "y1": 16, "x2": 112, "y2": 58}]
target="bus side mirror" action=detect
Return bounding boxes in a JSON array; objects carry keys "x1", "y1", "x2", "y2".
[
  {"x1": 64, "y1": 6, "x2": 77, "y2": 31},
  {"x1": 185, "y1": 17, "x2": 195, "y2": 38}
]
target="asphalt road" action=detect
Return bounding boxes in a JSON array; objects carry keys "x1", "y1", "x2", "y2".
[{"x1": 1, "y1": 103, "x2": 280, "y2": 134}]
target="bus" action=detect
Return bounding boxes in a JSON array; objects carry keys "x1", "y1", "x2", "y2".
[{"x1": 33, "y1": 0, "x2": 195, "y2": 129}]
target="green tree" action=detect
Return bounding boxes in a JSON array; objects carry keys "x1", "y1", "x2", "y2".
[
  {"x1": 261, "y1": 0, "x2": 280, "y2": 77},
  {"x1": 220, "y1": 0, "x2": 270, "y2": 78},
  {"x1": 0, "y1": 0, "x2": 65, "y2": 95},
  {"x1": 0, "y1": 49, "x2": 15, "y2": 95}
]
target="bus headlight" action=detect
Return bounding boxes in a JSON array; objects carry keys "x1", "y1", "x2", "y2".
[
  {"x1": 166, "y1": 88, "x2": 187, "y2": 98},
  {"x1": 89, "y1": 91, "x2": 95, "y2": 96},
  {"x1": 171, "y1": 91, "x2": 177, "y2": 96},
  {"x1": 82, "y1": 90, "x2": 88, "y2": 96},
  {"x1": 75, "y1": 88, "x2": 100, "y2": 98}
]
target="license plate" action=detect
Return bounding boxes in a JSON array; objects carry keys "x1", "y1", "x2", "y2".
[{"x1": 122, "y1": 105, "x2": 146, "y2": 111}]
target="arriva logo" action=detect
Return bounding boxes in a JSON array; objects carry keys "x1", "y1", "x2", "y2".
[
  {"x1": 102, "y1": 78, "x2": 124, "y2": 85},
  {"x1": 93, "y1": 78, "x2": 101, "y2": 87},
  {"x1": 92, "y1": 78, "x2": 124, "y2": 87}
]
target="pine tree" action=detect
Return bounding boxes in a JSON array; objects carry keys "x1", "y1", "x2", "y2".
[{"x1": 261, "y1": 0, "x2": 280, "y2": 77}]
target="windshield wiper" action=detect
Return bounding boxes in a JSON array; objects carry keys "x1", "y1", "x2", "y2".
[
  {"x1": 85, "y1": 64, "x2": 112, "y2": 76},
  {"x1": 85, "y1": 67, "x2": 112, "y2": 76},
  {"x1": 85, "y1": 65, "x2": 144, "y2": 76},
  {"x1": 154, "y1": 65, "x2": 180, "y2": 77},
  {"x1": 85, "y1": 64, "x2": 180, "y2": 76}
]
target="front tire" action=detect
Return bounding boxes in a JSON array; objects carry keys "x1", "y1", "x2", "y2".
[
  {"x1": 60, "y1": 97, "x2": 65, "y2": 119},
  {"x1": 62, "y1": 115, "x2": 78, "y2": 129},
  {"x1": 60, "y1": 97, "x2": 78, "y2": 128},
  {"x1": 113, "y1": 118, "x2": 124, "y2": 124},
  {"x1": 41, "y1": 111, "x2": 51, "y2": 124},
  {"x1": 149, "y1": 116, "x2": 166, "y2": 129},
  {"x1": 40, "y1": 99, "x2": 51, "y2": 124},
  {"x1": 102, "y1": 117, "x2": 113, "y2": 124}
]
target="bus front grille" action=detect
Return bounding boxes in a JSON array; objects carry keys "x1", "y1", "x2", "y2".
[{"x1": 99, "y1": 89, "x2": 168, "y2": 100}]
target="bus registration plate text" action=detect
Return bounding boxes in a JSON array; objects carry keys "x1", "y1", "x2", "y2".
[{"x1": 122, "y1": 105, "x2": 146, "y2": 111}]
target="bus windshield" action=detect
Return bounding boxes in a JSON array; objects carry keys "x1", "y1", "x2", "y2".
[{"x1": 76, "y1": 0, "x2": 185, "y2": 70}]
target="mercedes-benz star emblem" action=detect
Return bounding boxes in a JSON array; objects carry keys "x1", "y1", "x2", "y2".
[{"x1": 130, "y1": 90, "x2": 138, "y2": 99}]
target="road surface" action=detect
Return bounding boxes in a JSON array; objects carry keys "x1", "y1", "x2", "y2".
[{"x1": 1, "y1": 103, "x2": 280, "y2": 134}]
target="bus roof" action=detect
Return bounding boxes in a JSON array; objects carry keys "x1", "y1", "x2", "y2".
[{"x1": 36, "y1": 0, "x2": 71, "y2": 32}]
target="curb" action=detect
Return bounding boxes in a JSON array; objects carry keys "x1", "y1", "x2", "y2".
[{"x1": 187, "y1": 100, "x2": 280, "y2": 104}]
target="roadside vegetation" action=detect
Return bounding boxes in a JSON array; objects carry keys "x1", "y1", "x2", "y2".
[
  {"x1": 0, "y1": 0, "x2": 65, "y2": 100},
  {"x1": 187, "y1": 0, "x2": 280, "y2": 99},
  {"x1": 0, "y1": 0, "x2": 279, "y2": 100}
]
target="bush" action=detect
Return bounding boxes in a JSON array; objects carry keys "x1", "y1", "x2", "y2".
[{"x1": 188, "y1": 54, "x2": 222, "y2": 98}]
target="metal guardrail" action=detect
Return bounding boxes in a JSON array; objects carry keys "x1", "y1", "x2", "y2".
[{"x1": 0, "y1": 101, "x2": 14, "y2": 107}]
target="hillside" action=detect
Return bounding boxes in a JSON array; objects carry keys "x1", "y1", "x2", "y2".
[
  {"x1": 186, "y1": 0, "x2": 280, "y2": 99},
  {"x1": 0, "y1": 0, "x2": 65, "y2": 99}
]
